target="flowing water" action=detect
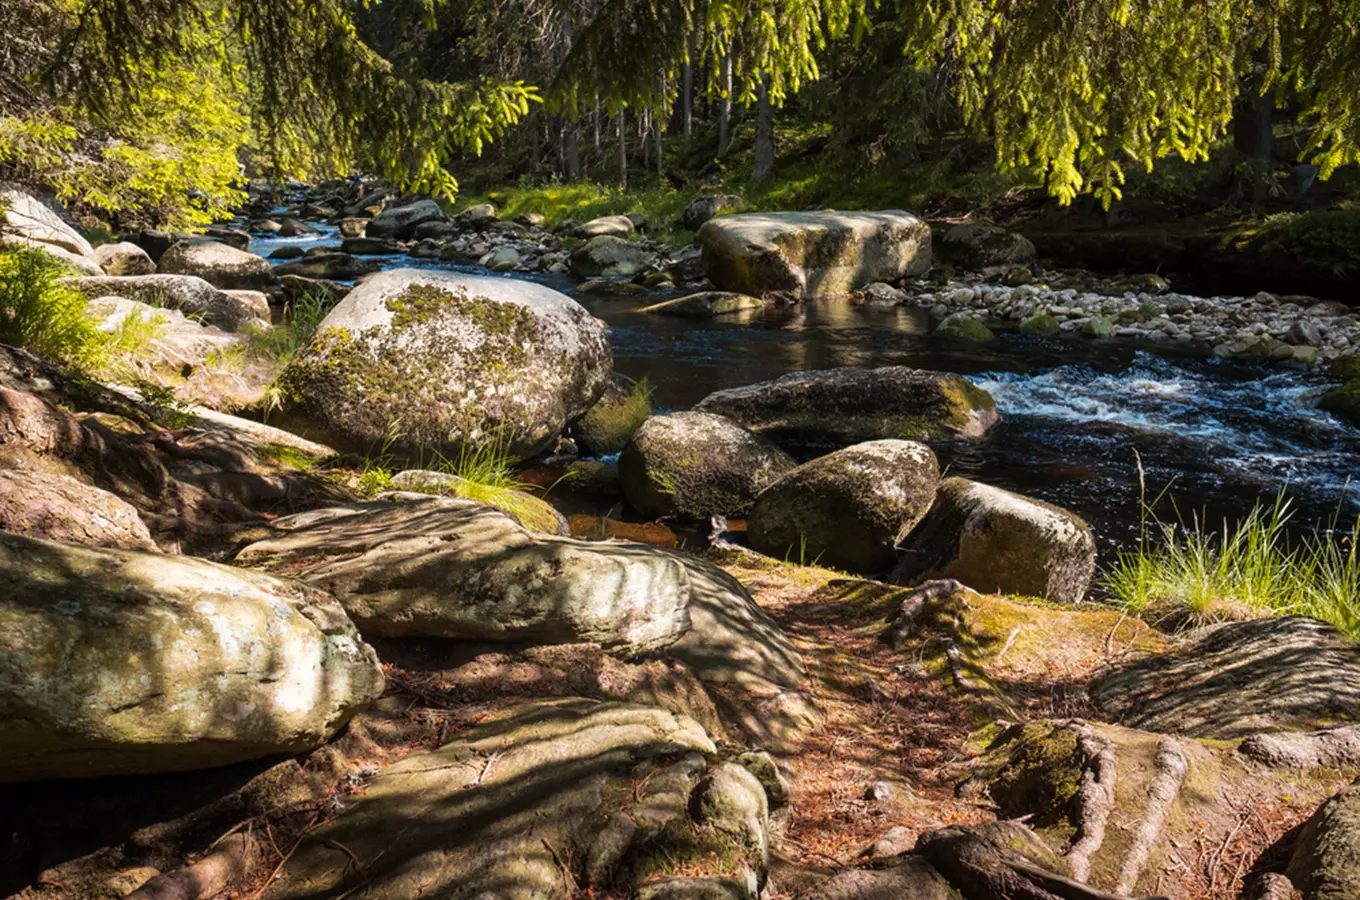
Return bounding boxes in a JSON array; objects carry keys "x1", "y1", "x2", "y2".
[{"x1": 250, "y1": 226, "x2": 1359, "y2": 555}]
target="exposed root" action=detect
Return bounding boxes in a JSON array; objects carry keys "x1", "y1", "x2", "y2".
[
  {"x1": 1116, "y1": 736, "x2": 1188, "y2": 896},
  {"x1": 1237, "y1": 725, "x2": 1360, "y2": 769},
  {"x1": 123, "y1": 832, "x2": 257, "y2": 900},
  {"x1": 1065, "y1": 722, "x2": 1118, "y2": 884},
  {"x1": 889, "y1": 579, "x2": 969, "y2": 650}
]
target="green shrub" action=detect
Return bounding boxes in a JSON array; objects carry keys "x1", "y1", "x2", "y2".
[
  {"x1": 1256, "y1": 209, "x2": 1360, "y2": 270},
  {"x1": 0, "y1": 246, "x2": 105, "y2": 364}
]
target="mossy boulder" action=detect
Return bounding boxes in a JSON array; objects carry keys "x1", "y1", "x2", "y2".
[
  {"x1": 1287, "y1": 777, "x2": 1360, "y2": 900},
  {"x1": 936, "y1": 223, "x2": 1036, "y2": 270},
  {"x1": 748, "y1": 440, "x2": 940, "y2": 573},
  {"x1": 1082, "y1": 315, "x2": 1115, "y2": 337},
  {"x1": 892, "y1": 477, "x2": 1096, "y2": 604},
  {"x1": 694, "y1": 366, "x2": 999, "y2": 448},
  {"x1": 640, "y1": 292, "x2": 765, "y2": 319},
  {"x1": 934, "y1": 312, "x2": 995, "y2": 344},
  {"x1": 1090, "y1": 616, "x2": 1360, "y2": 739},
  {"x1": 262, "y1": 698, "x2": 780, "y2": 900},
  {"x1": 235, "y1": 496, "x2": 693, "y2": 654},
  {"x1": 1321, "y1": 379, "x2": 1360, "y2": 428},
  {"x1": 1020, "y1": 312, "x2": 1061, "y2": 335},
  {"x1": 157, "y1": 240, "x2": 278, "y2": 291},
  {"x1": 574, "y1": 375, "x2": 654, "y2": 456},
  {"x1": 570, "y1": 235, "x2": 657, "y2": 277},
  {"x1": 94, "y1": 241, "x2": 155, "y2": 276},
  {"x1": 278, "y1": 269, "x2": 612, "y2": 460},
  {"x1": 0, "y1": 532, "x2": 384, "y2": 782},
  {"x1": 696, "y1": 210, "x2": 932, "y2": 299},
  {"x1": 619, "y1": 412, "x2": 795, "y2": 519}
]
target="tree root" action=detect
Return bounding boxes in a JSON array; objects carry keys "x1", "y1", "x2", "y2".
[
  {"x1": 1246, "y1": 872, "x2": 1299, "y2": 900},
  {"x1": 123, "y1": 832, "x2": 256, "y2": 900},
  {"x1": 1115, "y1": 736, "x2": 1188, "y2": 896},
  {"x1": 1065, "y1": 722, "x2": 1118, "y2": 884},
  {"x1": 915, "y1": 821, "x2": 1168, "y2": 900},
  {"x1": 1237, "y1": 725, "x2": 1360, "y2": 769},
  {"x1": 889, "y1": 579, "x2": 968, "y2": 650}
]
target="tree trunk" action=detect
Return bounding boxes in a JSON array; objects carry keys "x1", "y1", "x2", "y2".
[
  {"x1": 655, "y1": 107, "x2": 665, "y2": 177},
  {"x1": 717, "y1": 49, "x2": 733, "y2": 158},
  {"x1": 563, "y1": 120, "x2": 581, "y2": 182},
  {"x1": 681, "y1": 37, "x2": 695, "y2": 148},
  {"x1": 1233, "y1": 58, "x2": 1275, "y2": 163},
  {"x1": 618, "y1": 112, "x2": 627, "y2": 190},
  {"x1": 753, "y1": 76, "x2": 774, "y2": 182},
  {"x1": 594, "y1": 96, "x2": 602, "y2": 153}
]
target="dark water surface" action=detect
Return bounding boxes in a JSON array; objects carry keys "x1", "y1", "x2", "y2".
[{"x1": 251, "y1": 226, "x2": 1359, "y2": 554}]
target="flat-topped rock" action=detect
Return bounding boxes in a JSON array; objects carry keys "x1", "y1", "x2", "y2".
[
  {"x1": 157, "y1": 240, "x2": 278, "y2": 291},
  {"x1": 694, "y1": 367, "x2": 998, "y2": 448},
  {"x1": 696, "y1": 210, "x2": 931, "y2": 299},
  {"x1": 60, "y1": 274, "x2": 268, "y2": 331},
  {"x1": 1090, "y1": 616, "x2": 1360, "y2": 738}
]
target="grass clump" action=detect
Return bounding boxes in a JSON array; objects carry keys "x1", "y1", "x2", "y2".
[
  {"x1": 1102, "y1": 484, "x2": 1360, "y2": 637},
  {"x1": 0, "y1": 246, "x2": 105, "y2": 364}
]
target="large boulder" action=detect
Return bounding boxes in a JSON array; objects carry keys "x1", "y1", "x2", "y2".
[
  {"x1": 0, "y1": 469, "x2": 156, "y2": 550},
  {"x1": 682, "y1": 194, "x2": 742, "y2": 231},
  {"x1": 694, "y1": 367, "x2": 998, "y2": 448},
  {"x1": 891, "y1": 478, "x2": 1095, "y2": 604},
  {"x1": 1090, "y1": 616, "x2": 1360, "y2": 739},
  {"x1": 278, "y1": 269, "x2": 612, "y2": 460},
  {"x1": 696, "y1": 211, "x2": 931, "y2": 299},
  {"x1": 748, "y1": 440, "x2": 940, "y2": 573},
  {"x1": 619, "y1": 412, "x2": 795, "y2": 519},
  {"x1": 936, "y1": 224, "x2": 1036, "y2": 270},
  {"x1": 94, "y1": 241, "x2": 156, "y2": 276},
  {"x1": 364, "y1": 198, "x2": 446, "y2": 239},
  {"x1": 273, "y1": 251, "x2": 380, "y2": 280},
  {"x1": 0, "y1": 532, "x2": 384, "y2": 782},
  {"x1": 60, "y1": 274, "x2": 268, "y2": 331},
  {"x1": 570, "y1": 235, "x2": 656, "y2": 277},
  {"x1": 157, "y1": 240, "x2": 278, "y2": 291},
  {"x1": 235, "y1": 497, "x2": 693, "y2": 655},
  {"x1": 0, "y1": 187, "x2": 101, "y2": 274},
  {"x1": 1287, "y1": 777, "x2": 1360, "y2": 900},
  {"x1": 262, "y1": 699, "x2": 778, "y2": 900}
]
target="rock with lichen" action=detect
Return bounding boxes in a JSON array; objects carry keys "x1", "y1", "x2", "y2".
[
  {"x1": 619, "y1": 412, "x2": 795, "y2": 519},
  {"x1": 748, "y1": 440, "x2": 940, "y2": 573},
  {"x1": 695, "y1": 366, "x2": 998, "y2": 449},
  {"x1": 573, "y1": 375, "x2": 654, "y2": 456},
  {"x1": 278, "y1": 269, "x2": 612, "y2": 460},
  {"x1": 892, "y1": 477, "x2": 1096, "y2": 604},
  {"x1": 0, "y1": 531, "x2": 384, "y2": 782}
]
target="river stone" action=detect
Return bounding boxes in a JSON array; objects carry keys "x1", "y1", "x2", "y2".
[
  {"x1": 696, "y1": 210, "x2": 931, "y2": 299},
  {"x1": 273, "y1": 251, "x2": 380, "y2": 280},
  {"x1": 682, "y1": 194, "x2": 743, "y2": 231},
  {"x1": 0, "y1": 469, "x2": 156, "y2": 550},
  {"x1": 278, "y1": 268, "x2": 612, "y2": 460},
  {"x1": 1090, "y1": 616, "x2": 1360, "y2": 739},
  {"x1": 457, "y1": 203, "x2": 498, "y2": 227},
  {"x1": 60, "y1": 274, "x2": 268, "y2": 331},
  {"x1": 934, "y1": 312, "x2": 995, "y2": 344},
  {"x1": 234, "y1": 497, "x2": 692, "y2": 654},
  {"x1": 936, "y1": 224, "x2": 1036, "y2": 269},
  {"x1": 579, "y1": 214, "x2": 636, "y2": 238},
  {"x1": 94, "y1": 241, "x2": 156, "y2": 276},
  {"x1": 340, "y1": 236, "x2": 402, "y2": 255},
  {"x1": 157, "y1": 240, "x2": 278, "y2": 291},
  {"x1": 619, "y1": 412, "x2": 795, "y2": 519},
  {"x1": 574, "y1": 375, "x2": 653, "y2": 456},
  {"x1": 262, "y1": 699, "x2": 728, "y2": 900},
  {"x1": 0, "y1": 187, "x2": 99, "y2": 270},
  {"x1": 748, "y1": 440, "x2": 939, "y2": 573},
  {"x1": 339, "y1": 217, "x2": 368, "y2": 238},
  {"x1": 570, "y1": 235, "x2": 656, "y2": 277},
  {"x1": 1287, "y1": 777, "x2": 1360, "y2": 900},
  {"x1": 0, "y1": 532, "x2": 384, "y2": 782},
  {"x1": 365, "y1": 198, "x2": 446, "y2": 239},
  {"x1": 695, "y1": 367, "x2": 999, "y2": 448},
  {"x1": 891, "y1": 477, "x2": 1095, "y2": 604},
  {"x1": 640, "y1": 292, "x2": 765, "y2": 318}
]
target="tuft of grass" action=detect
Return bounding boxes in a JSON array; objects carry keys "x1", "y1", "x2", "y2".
[
  {"x1": 249, "y1": 289, "x2": 337, "y2": 420},
  {"x1": 1102, "y1": 476, "x2": 1360, "y2": 637},
  {"x1": 98, "y1": 306, "x2": 169, "y2": 379},
  {"x1": 0, "y1": 246, "x2": 105, "y2": 364}
]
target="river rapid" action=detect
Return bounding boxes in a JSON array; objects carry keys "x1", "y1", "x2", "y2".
[{"x1": 249, "y1": 225, "x2": 1359, "y2": 556}]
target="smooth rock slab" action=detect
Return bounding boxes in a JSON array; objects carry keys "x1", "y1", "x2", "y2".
[
  {"x1": 0, "y1": 532, "x2": 384, "y2": 782},
  {"x1": 695, "y1": 367, "x2": 998, "y2": 448},
  {"x1": 1090, "y1": 616, "x2": 1360, "y2": 739},
  {"x1": 891, "y1": 477, "x2": 1095, "y2": 604},
  {"x1": 749, "y1": 440, "x2": 939, "y2": 574},
  {"x1": 0, "y1": 468, "x2": 156, "y2": 550},
  {"x1": 157, "y1": 240, "x2": 278, "y2": 291},
  {"x1": 61, "y1": 274, "x2": 268, "y2": 331},
  {"x1": 697, "y1": 210, "x2": 931, "y2": 299},
  {"x1": 235, "y1": 497, "x2": 692, "y2": 654}
]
